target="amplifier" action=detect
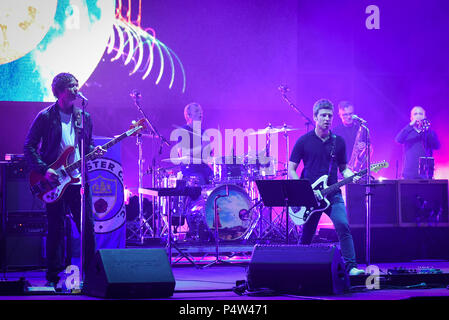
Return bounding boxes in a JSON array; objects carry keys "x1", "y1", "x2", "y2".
[
  {"x1": 346, "y1": 179, "x2": 448, "y2": 227},
  {"x1": 6, "y1": 214, "x2": 47, "y2": 234},
  {"x1": 1, "y1": 161, "x2": 46, "y2": 213}
]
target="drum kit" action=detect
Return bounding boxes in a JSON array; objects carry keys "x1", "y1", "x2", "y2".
[{"x1": 143, "y1": 125, "x2": 301, "y2": 245}]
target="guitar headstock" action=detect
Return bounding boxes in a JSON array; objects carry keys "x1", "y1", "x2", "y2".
[
  {"x1": 370, "y1": 161, "x2": 389, "y2": 173},
  {"x1": 128, "y1": 119, "x2": 146, "y2": 136}
]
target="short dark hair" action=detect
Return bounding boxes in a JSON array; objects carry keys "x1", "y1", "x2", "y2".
[
  {"x1": 337, "y1": 101, "x2": 353, "y2": 111},
  {"x1": 313, "y1": 99, "x2": 334, "y2": 117},
  {"x1": 51, "y1": 73, "x2": 78, "y2": 98}
]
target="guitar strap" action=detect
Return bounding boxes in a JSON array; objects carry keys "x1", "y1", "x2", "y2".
[{"x1": 327, "y1": 133, "x2": 337, "y2": 177}]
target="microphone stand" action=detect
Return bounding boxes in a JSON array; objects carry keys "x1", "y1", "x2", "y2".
[
  {"x1": 203, "y1": 185, "x2": 231, "y2": 268},
  {"x1": 279, "y1": 86, "x2": 314, "y2": 132},
  {"x1": 283, "y1": 123, "x2": 291, "y2": 244},
  {"x1": 130, "y1": 92, "x2": 170, "y2": 244},
  {"x1": 79, "y1": 97, "x2": 87, "y2": 287},
  {"x1": 361, "y1": 123, "x2": 372, "y2": 266}
]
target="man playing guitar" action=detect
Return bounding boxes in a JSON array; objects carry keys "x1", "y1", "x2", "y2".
[
  {"x1": 24, "y1": 73, "x2": 105, "y2": 288},
  {"x1": 288, "y1": 99, "x2": 365, "y2": 276}
]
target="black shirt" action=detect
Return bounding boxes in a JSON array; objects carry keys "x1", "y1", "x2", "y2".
[
  {"x1": 177, "y1": 124, "x2": 213, "y2": 184},
  {"x1": 332, "y1": 123, "x2": 358, "y2": 160},
  {"x1": 395, "y1": 125, "x2": 440, "y2": 179},
  {"x1": 289, "y1": 130, "x2": 347, "y2": 187}
]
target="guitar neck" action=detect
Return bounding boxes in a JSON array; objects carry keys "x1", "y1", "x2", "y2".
[
  {"x1": 65, "y1": 131, "x2": 130, "y2": 173},
  {"x1": 322, "y1": 168, "x2": 367, "y2": 196}
]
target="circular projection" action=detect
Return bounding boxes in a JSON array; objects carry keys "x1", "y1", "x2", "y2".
[{"x1": 0, "y1": 0, "x2": 115, "y2": 102}]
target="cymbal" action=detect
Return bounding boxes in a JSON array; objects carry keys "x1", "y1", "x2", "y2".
[
  {"x1": 249, "y1": 126, "x2": 300, "y2": 135},
  {"x1": 161, "y1": 156, "x2": 204, "y2": 163},
  {"x1": 171, "y1": 125, "x2": 202, "y2": 137}
]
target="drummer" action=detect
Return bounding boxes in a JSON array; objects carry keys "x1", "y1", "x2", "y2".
[{"x1": 177, "y1": 102, "x2": 213, "y2": 185}]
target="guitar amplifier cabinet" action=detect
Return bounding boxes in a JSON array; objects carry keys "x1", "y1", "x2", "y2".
[
  {"x1": 1, "y1": 161, "x2": 46, "y2": 214},
  {"x1": 1, "y1": 161, "x2": 47, "y2": 269},
  {"x1": 346, "y1": 179, "x2": 448, "y2": 227},
  {"x1": 346, "y1": 180, "x2": 399, "y2": 227},
  {"x1": 398, "y1": 180, "x2": 448, "y2": 226}
]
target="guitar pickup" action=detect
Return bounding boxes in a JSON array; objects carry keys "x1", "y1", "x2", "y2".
[{"x1": 314, "y1": 190, "x2": 324, "y2": 200}]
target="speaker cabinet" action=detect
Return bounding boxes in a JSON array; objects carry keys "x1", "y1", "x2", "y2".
[
  {"x1": 246, "y1": 244, "x2": 349, "y2": 295},
  {"x1": 1, "y1": 161, "x2": 46, "y2": 213},
  {"x1": 398, "y1": 180, "x2": 448, "y2": 226},
  {"x1": 3, "y1": 234, "x2": 46, "y2": 268},
  {"x1": 84, "y1": 248, "x2": 176, "y2": 298},
  {"x1": 346, "y1": 181, "x2": 399, "y2": 226},
  {"x1": 346, "y1": 179, "x2": 448, "y2": 227}
]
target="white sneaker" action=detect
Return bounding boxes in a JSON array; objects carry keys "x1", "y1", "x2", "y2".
[{"x1": 349, "y1": 267, "x2": 365, "y2": 276}]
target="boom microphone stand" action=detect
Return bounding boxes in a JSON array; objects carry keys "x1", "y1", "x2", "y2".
[
  {"x1": 130, "y1": 91, "x2": 170, "y2": 244},
  {"x1": 278, "y1": 85, "x2": 313, "y2": 132}
]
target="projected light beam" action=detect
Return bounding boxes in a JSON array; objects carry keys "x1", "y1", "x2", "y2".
[{"x1": 107, "y1": 0, "x2": 186, "y2": 93}]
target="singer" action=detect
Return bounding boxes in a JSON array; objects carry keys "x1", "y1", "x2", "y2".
[
  {"x1": 23, "y1": 72, "x2": 104, "y2": 289},
  {"x1": 288, "y1": 98, "x2": 364, "y2": 276}
]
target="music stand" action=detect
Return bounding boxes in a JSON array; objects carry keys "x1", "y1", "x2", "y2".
[{"x1": 255, "y1": 180, "x2": 317, "y2": 244}]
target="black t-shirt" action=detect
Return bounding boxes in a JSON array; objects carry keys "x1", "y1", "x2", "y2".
[
  {"x1": 332, "y1": 123, "x2": 358, "y2": 160},
  {"x1": 177, "y1": 124, "x2": 213, "y2": 184},
  {"x1": 289, "y1": 130, "x2": 347, "y2": 187}
]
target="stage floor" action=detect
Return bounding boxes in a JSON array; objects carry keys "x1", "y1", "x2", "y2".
[{"x1": 1, "y1": 261, "x2": 449, "y2": 301}]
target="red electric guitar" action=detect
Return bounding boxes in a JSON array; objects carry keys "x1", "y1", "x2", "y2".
[{"x1": 30, "y1": 119, "x2": 145, "y2": 203}]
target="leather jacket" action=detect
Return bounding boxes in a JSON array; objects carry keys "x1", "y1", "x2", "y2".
[{"x1": 23, "y1": 103, "x2": 95, "y2": 175}]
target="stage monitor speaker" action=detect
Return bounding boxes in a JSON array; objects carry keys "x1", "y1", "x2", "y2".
[
  {"x1": 246, "y1": 244, "x2": 349, "y2": 295},
  {"x1": 83, "y1": 248, "x2": 176, "y2": 298}
]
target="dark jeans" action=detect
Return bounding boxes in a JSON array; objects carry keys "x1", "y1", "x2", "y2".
[
  {"x1": 300, "y1": 193, "x2": 357, "y2": 272},
  {"x1": 45, "y1": 184, "x2": 96, "y2": 282}
]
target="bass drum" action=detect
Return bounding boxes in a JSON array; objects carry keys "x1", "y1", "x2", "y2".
[{"x1": 185, "y1": 184, "x2": 253, "y2": 241}]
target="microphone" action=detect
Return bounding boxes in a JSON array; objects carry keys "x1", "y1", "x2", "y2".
[
  {"x1": 352, "y1": 114, "x2": 367, "y2": 124},
  {"x1": 278, "y1": 85, "x2": 289, "y2": 93},
  {"x1": 130, "y1": 89, "x2": 141, "y2": 99},
  {"x1": 77, "y1": 91, "x2": 88, "y2": 101}
]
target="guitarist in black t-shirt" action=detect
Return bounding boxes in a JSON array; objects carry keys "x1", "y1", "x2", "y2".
[{"x1": 288, "y1": 99, "x2": 365, "y2": 276}]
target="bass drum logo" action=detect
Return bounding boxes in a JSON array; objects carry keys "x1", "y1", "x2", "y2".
[{"x1": 88, "y1": 158, "x2": 125, "y2": 234}]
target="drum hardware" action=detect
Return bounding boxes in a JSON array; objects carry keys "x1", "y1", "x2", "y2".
[
  {"x1": 248, "y1": 126, "x2": 300, "y2": 135},
  {"x1": 203, "y1": 185, "x2": 234, "y2": 268},
  {"x1": 161, "y1": 156, "x2": 204, "y2": 164},
  {"x1": 240, "y1": 200, "x2": 264, "y2": 241}
]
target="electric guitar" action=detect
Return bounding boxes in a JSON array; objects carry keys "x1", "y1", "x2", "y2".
[
  {"x1": 30, "y1": 119, "x2": 145, "y2": 203},
  {"x1": 288, "y1": 161, "x2": 389, "y2": 226}
]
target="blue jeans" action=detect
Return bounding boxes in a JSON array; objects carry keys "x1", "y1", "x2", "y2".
[{"x1": 300, "y1": 193, "x2": 357, "y2": 271}]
